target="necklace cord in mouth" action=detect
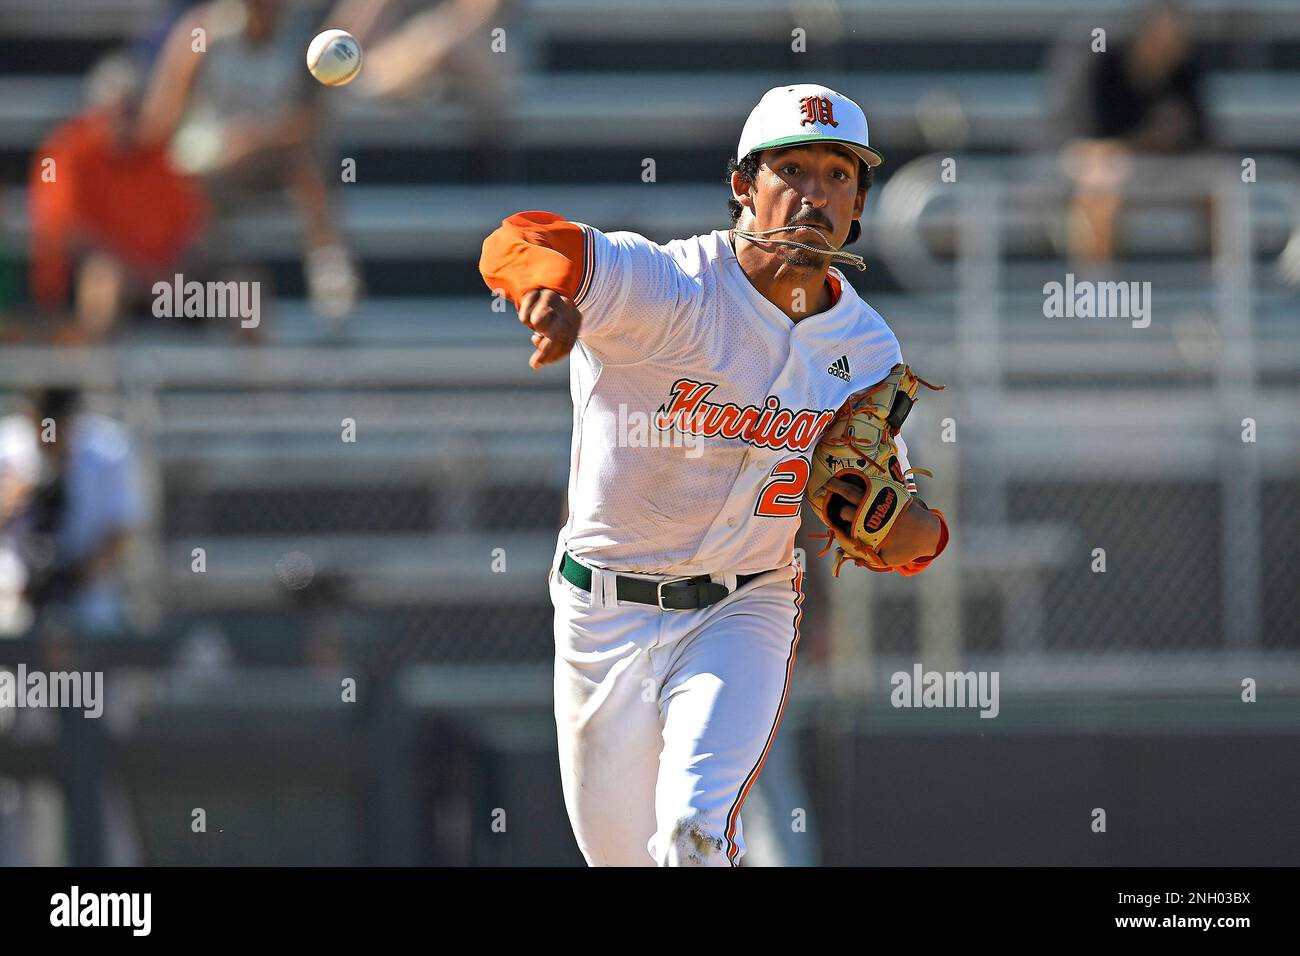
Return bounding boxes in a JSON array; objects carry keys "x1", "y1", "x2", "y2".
[{"x1": 732, "y1": 226, "x2": 867, "y2": 272}]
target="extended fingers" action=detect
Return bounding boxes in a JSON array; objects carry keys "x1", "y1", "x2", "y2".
[
  {"x1": 529, "y1": 338, "x2": 559, "y2": 368},
  {"x1": 518, "y1": 291, "x2": 579, "y2": 368},
  {"x1": 520, "y1": 292, "x2": 580, "y2": 364},
  {"x1": 529, "y1": 330, "x2": 573, "y2": 368}
]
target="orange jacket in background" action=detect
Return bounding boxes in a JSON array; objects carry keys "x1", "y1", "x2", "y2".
[{"x1": 29, "y1": 111, "x2": 208, "y2": 308}]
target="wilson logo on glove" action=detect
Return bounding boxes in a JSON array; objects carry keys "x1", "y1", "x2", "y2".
[
  {"x1": 864, "y1": 486, "x2": 897, "y2": 533},
  {"x1": 806, "y1": 363, "x2": 948, "y2": 576}
]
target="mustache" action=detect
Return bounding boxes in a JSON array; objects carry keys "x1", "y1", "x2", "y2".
[{"x1": 784, "y1": 216, "x2": 834, "y2": 232}]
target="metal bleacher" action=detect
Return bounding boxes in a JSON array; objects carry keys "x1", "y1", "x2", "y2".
[{"x1": 0, "y1": 0, "x2": 1297, "y2": 677}]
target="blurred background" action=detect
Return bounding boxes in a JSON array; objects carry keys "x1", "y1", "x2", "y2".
[{"x1": 0, "y1": 0, "x2": 1296, "y2": 866}]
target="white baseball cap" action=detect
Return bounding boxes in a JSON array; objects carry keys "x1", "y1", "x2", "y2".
[{"x1": 737, "y1": 84, "x2": 883, "y2": 169}]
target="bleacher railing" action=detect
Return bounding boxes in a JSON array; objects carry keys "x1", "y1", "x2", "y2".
[{"x1": 830, "y1": 152, "x2": 1300, "y2": 695}]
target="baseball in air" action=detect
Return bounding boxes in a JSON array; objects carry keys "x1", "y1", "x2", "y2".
[{"x1": 307, "y1": 29, "x2": 363, "y2": 87}]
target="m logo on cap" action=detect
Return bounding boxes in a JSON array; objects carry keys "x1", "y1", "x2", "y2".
[{"x1": 799, "y1": 96, "x2": 839, "y2": 129}]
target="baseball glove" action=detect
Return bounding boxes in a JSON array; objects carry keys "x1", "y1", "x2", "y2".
[{"x1": 807, "y1": 363, "x2": 946, "y2": 576}]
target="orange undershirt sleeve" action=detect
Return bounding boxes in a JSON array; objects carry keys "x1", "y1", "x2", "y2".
[{"x1": 479, "y1": 210, "x2": 588, "y2": 307}]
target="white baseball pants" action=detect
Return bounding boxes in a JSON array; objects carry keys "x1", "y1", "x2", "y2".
[{"x1": 549, "y1": 560, "x2": 804, "y2": 867}]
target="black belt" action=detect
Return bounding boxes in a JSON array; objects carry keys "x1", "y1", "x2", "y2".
[{"x1": 559, "y1": 552, "x2": 773, "y2": 610}]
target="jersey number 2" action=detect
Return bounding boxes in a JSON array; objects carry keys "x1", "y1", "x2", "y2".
[{"x1": 755, "y1": 458, "x2": 810, "y2": 517}]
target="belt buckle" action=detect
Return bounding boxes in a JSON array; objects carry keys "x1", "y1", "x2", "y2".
[{"x1": 656, "y1": 575, "x2": 696, "y2": 611}]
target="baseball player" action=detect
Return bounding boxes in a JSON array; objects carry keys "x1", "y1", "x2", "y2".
[{"x1": 479, "y1": 84, "x2": 950, "y2": 866}]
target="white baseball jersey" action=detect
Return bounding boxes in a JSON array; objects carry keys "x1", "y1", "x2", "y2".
[{"x1": 558, "y1": 224, "x2": 912, "y2": 576}]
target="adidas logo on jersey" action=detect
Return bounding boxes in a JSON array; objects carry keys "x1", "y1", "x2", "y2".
[{"x1": 827, "y1": 355, "x2": 851, "y2": 382}]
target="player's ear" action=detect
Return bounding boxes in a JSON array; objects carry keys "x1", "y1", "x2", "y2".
[{"x1": 730, "y1": 169, "x2": 756, "y2": 214}]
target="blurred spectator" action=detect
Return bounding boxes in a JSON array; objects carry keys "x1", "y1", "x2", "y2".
[
  {"x1": 27, "y1": 54, "x2": 209, "y2": 343},
  {"x1": 332, "y1": 0, "x2": 517, "y2": 180},
  {"x1": 338, "y1": 0, "x2": 506, "y2": 97},
  {"x1": 137, "y1": 0, "x2": 360, "y2": 326},
  {"x1": 1048, "y1": 1, "x2": 1211, "y2": 263},
  {"x1": 0, "y1": 389, "x2": 142, "y2": 636},
  {"x1": 0, "y1": 413, "x2": 36, "y2": 634}
]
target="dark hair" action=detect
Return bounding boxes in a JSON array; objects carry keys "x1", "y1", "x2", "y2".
[{"x1": 726, "y1": 148, "x2": 873, "y2": 246}]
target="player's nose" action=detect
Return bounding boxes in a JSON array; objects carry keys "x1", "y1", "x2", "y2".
[{"x1": 800, "y1": 185, "x2": 829, "y2": 208}]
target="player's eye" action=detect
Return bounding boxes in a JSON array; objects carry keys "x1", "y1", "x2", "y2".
[{"x1": 781, "y1": 164, "x2": 799, "y2": 175}]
